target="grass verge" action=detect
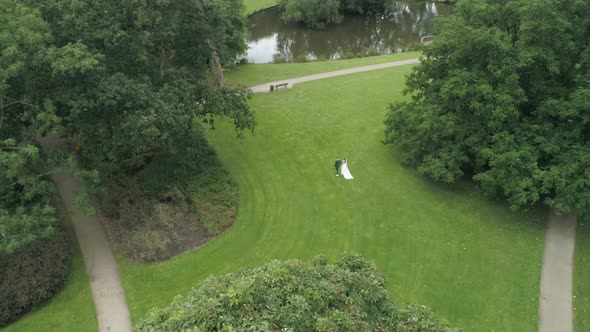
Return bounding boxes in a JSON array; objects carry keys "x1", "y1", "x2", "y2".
[
  {"x1": 119, "y1": 64, "x2": 545, "y2": 331},
  {"x1": 225, "y1": 51, "x2": 421, "y2": 87}
]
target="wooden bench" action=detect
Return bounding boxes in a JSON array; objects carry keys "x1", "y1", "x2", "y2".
[{"x1": 270, "y1": 82, "x2": 288, "y2": 91}]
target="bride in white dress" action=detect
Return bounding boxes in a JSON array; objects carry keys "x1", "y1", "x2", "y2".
[{"x1": 341, "y1": 158, "x2": 354, "y2": 179}]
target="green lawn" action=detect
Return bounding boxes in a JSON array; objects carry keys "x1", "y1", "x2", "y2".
[
  {"x1": 225, "y1": 51, "x2": 421, "y2": 87},
  {"x1": 118, "y1": 64, "x2": 546, "y2": 331},
  {"x1": 244, "y1": 0, "x2": 278, "y2": 14},
  {"x1": 0, "y1": 199, "x2": 97, "y2": 332},
  {"x1": 575, "y1": 219, "x2": 590, "y2": 331}
]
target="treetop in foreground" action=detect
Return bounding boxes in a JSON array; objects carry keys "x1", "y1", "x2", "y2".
[
  {"x1": 137, "y1": 253, "x2": 459, "y2": 331},
  {"x1": 385, "y1": 0, "x2": 590, "y2": 216}
]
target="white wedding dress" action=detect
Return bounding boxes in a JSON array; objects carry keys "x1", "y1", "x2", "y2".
[{"x1": 341, "y1": 161, "x2": 354, "y2": 179}]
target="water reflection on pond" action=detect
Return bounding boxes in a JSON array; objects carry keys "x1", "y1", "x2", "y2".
[{"x1": 246, "y1": 2, "x2": 453, "y2": 63}]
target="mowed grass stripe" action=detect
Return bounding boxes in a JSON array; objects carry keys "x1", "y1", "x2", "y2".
[{"x1": 118, "y1": 65, "x2": 546, "y2": 331}]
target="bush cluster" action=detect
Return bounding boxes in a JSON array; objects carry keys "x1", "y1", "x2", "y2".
[
  {"x1": 137, "y1": 253, "x2": 460, "y2": 331},
  {"x1": 0, "y1": 222, "x2": 72, "y2": 326},
  {"x1": 98, "y1": 130, "x2": 237, "y2": 263},
  {"x1": 278, "y1": 0, "x2": 342, "y2": 29},
  {"x1": 278, "y1": 0, "x2": 395, "y2": 29}
]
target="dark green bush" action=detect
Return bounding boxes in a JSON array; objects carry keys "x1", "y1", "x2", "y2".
[
  {"x1": 98, "y1": 129, "x2": 237, "y2": 263},
  {"x1": 137, "y1": 253, "x2": 460, "y2": 331},
  {"x1": 0, "y1": 222, "x2": 72, "y2": 326}
]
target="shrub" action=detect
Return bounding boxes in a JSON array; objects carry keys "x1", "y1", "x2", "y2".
[
  {"x1": 0, "y1": 221, "x2": 72, "y2": 326},
  {"x1": 278, "y1": 0, "x2": 342, "y2": 29},
  {"x1": 98, "y1": 130, "x2": 238, "y2": 262},
  {"x1": 137, "y1": 253, "x2": 460, "y2": 331}
]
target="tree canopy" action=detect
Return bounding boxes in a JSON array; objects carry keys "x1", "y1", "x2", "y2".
[
  {"x1": 278, "y1": 0, "x2": 396, "y2": 29},
  {"x1": 0, "y1": 0, "x2": 254, "y2": 253},
  {"x1": 137, "y1": 253, "x2": 458, "y2": 331},
  {"x1": 0, "y1": 0, "x2": 57, "y2": 253},
  {"x1": 384, "y1": 0, "x2": 590, "y2": 215},
  {"x1": 29, "y1": 0, "x2": 255, "y2": 175}
]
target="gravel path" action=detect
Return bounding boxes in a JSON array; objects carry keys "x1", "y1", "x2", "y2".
[
  {"x1": 538, "y1": 211, "x2": 577, "y2": 332},
  {"x1": 248, "y1": 58, "x2": 420, "y2": 93},
  {"x1": 51, "y1": 168, "x2": 133, "y2": 332}
]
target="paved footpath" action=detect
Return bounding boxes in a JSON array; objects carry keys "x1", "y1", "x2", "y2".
[
  {"x1": 248, "y1": 58, "x2": 420, "y2": 93},
  {"x1": 51, "y1": 168, "x2": 133, "y2": 332},
  {"x1": 539, "y1": 210, "x2": 577, "y2": 332}
]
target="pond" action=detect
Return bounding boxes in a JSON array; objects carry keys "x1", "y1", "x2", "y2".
[{"x1": 245, "y1": 2, "x2": 453, "y2": 63}]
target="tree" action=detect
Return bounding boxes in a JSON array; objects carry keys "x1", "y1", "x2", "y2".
[
  {"x1": 384, "y1": 0, "x2": 590, "y2": 215},
  {"x1": 0, "y1": 0, "x2": 60, "y2": 254},
  {"x1": 278, "y1": 0, "x2": 342, "y2": 29},
  {"x1": 29, "y1": 0, "x2": 255, "y2": 177},
  {"x1": 193, "y1": 0, "x2": 248, "y2": 86},
  {"x1": 137, "y1": 253, "x2": 458, "y2": 331},
  {"x1": 0, "y1": 141, "x2": 55, "y2": 254}
]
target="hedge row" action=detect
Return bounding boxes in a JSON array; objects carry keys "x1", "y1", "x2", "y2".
[{"x1": 0, "y1": 222, "x2": 72, "y2": 326}]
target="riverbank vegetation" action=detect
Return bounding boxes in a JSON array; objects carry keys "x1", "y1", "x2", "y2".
[{"x1": 278, "y1": 0, "x2": 401, "y2": 29}]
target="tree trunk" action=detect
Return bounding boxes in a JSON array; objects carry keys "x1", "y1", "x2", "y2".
[{"x1": 192, "y1": 0, "x2": 226, "y2": 87}]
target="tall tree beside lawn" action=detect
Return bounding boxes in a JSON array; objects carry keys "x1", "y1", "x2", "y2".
[
  {"x1": 30, "y1": 0, "x2": 254, "y2": 176},
  {"x1": 384, "y1": 0, "x2": 590, "y2": 215}
]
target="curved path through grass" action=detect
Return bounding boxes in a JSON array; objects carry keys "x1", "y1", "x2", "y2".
[{"x1": 50, "y1": 167, "x2": 132, "y2": 332}]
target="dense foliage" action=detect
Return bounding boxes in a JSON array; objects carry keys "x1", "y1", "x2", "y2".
[
  {"x1": 278, "y1": 0, "x2": 395, "y2": 29},
  {"x1": 0, "y1": 0, "x2": 253, "y2": 261},
  {"x1": 27, "y1": 0, "x2": 254, "y2": 176},
  {"x1": 0, "y1": 0, "x2": 59, "y2": 253},
  {"x1": 137, "y1": 253, "x2": 458, "y2": 331},
  {"x1": 385, "y1": 0, "x2": 590, "y2": 215},
  {"x1": 0, "y1": 141, "x2": 55, "y2": 253},
  {"x1": 278, "y1": 0, "x2": 342, "y2": 29},
  {"x1": 0, "y1": 221, "x2": 72, "y2": 326}
]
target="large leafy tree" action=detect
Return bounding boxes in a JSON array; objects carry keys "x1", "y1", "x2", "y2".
[
  {"x1": 384, "y1": 0, "x2": 590, "y2": 215},
  {"x1": 137, "y1": 253, "x2": 458, "y2": 331},
  {"x1": 1, "y1": 0, "x2": 254, "y2": 252},
  {"x1": 28, "y1": 0, "x2": 254, "y2": 176}
]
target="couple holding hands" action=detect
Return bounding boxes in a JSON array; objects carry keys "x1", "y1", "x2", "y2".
[{"x1": 334, "y1": 157, "x2": 353, "y2": 179}]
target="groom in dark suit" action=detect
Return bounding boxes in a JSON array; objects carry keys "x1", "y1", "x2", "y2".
[{"x1": 335, "y1": 156, "x2": 342, "y2": 176}]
